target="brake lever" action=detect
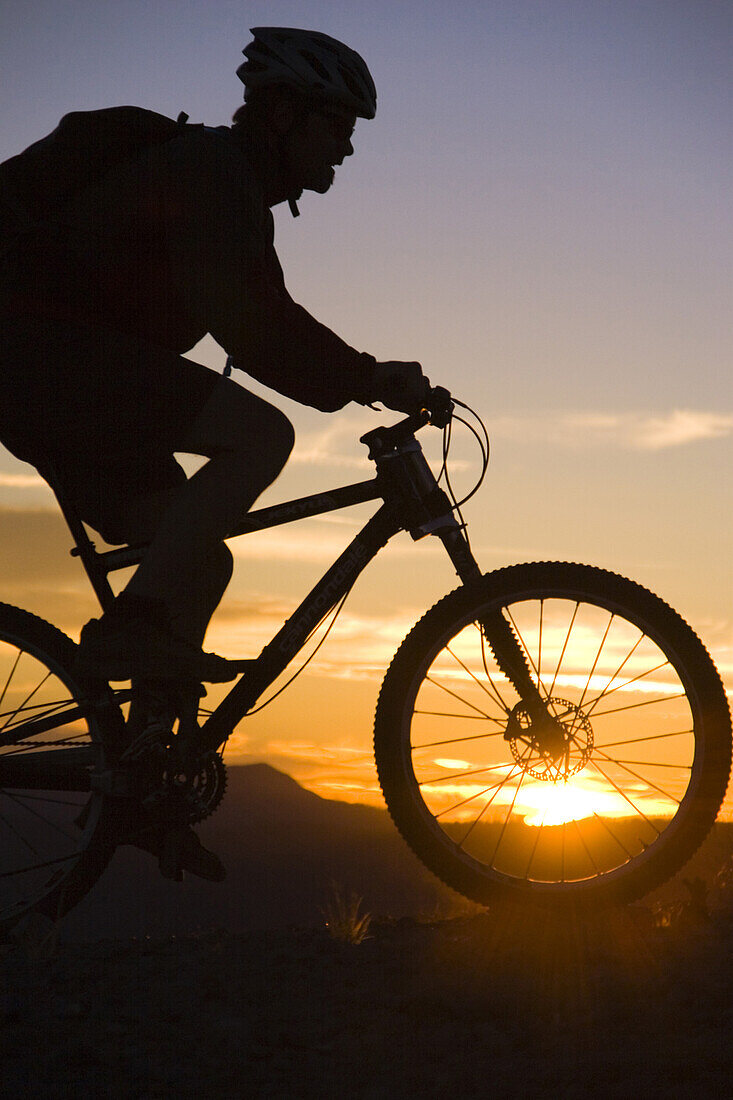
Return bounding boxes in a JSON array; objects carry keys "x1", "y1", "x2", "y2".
[{"x1": 427, "y1": 386, "x2": 454, "y2": 429}]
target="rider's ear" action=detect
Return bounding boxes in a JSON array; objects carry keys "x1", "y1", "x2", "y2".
[{"x1": 268, "y1": 88, "x2": 299, "y2": 135}]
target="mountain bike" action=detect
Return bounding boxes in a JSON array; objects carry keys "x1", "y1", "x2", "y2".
[{"x1": 0, "y1": 386, "x2": 730, "y2": 937}]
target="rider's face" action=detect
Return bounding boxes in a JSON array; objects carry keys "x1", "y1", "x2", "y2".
[{"x1": 285, "y1": 105, "x2": 356, "y2": 194}]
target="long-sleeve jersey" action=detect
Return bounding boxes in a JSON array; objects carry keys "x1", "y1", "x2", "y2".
[{"x1": 2, "y1": 123, "x2": 377, "y2": 412}]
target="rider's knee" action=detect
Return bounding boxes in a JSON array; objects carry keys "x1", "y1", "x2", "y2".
[
  {"x1": 265, "y1": 405, "x2": 295, "y2": 469},
  {"x1": 209, "y1": 541, "x2": 234, "y2": 592},
  {"x1": 231, "y1": 400, "x2": 293, "y2": 482}
]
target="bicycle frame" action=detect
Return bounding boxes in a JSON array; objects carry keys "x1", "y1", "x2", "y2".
[{"x1": 53, "y1": 417, "x2": 484, "y2": 755}]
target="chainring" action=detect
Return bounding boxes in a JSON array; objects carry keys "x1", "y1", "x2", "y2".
[{"x1": 182, "y1": 752, "x2": 228, "y2": 823}]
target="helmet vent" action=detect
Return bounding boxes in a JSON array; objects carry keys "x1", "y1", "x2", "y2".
[
  {"x1": 239, "y1": 27, "x2": 377, "y2": 119},
  {"x1": 302, "y1": 50, "x2": 331, "y2": 83},
  {"x1": 339, "y1": 65, "x2": 364, "y2": 101}
]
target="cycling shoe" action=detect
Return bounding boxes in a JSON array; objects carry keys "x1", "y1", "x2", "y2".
[
  {"x1": 132, "y1": 823, "x2": 226, "y2": 882},
  {"x1": 74, "y1": 616, "x2": 247, "y2": 683},
  {"x1": 156, "y1": 825, "x2": 226, "y2": 883}
]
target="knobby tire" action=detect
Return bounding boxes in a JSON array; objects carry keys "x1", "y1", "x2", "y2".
[
  {"x1": 0, "y1": 603, "x2": 122, "y2": 937},
  {"x1": 374, "y1": 563, "x2": 731, "y2": 907}
]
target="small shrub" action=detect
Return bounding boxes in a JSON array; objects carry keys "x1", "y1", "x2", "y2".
[
  {"x1": 652, "y1": 901, "x2": 681, "y2": 929},
  {"x1": 321, "y1": 881, "x2": 372, "y2": 945}
]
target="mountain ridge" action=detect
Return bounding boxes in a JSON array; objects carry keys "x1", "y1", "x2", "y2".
[
  {"x1": 60, "y1": 763, "x2": 464, "y2": 941},
  {"x1": 59, "y1": 763, "x2": 733, "y2": 942}
]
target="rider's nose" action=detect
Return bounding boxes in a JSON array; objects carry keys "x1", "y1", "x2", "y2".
[{"x1": 341, "y1": 138, "x2": 354, "y2": 160}]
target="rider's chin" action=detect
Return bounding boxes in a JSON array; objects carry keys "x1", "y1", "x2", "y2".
[{"x1": 307, "y1": 166, "x2": 335, "y2": 194}]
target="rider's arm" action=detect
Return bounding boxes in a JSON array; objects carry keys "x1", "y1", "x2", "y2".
[
  {"x1": 168, "y1": 132, "x2": 426, "y2": 411},
  {"x1": 217, "y1": 254, "x2": 379, "y2": 412},
  {"x1": 215, "y1": 252, "x2": 428, "y2": 412},
  {"x1": 205, "y1": 209, "x2": 376, "y2": 411}
]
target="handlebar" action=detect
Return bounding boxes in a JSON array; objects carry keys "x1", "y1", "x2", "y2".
[{"x1": 360, "y1": 386, "x2": 454, "y2": 458}]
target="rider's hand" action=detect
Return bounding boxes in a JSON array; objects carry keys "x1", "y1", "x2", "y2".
[{"x1": 371, "y1": 361, "x2": 431, "y2": 414}]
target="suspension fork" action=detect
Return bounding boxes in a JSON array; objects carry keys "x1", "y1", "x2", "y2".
[{"x1": 438, "y1": 526, "x2": 547, "y2": 720}]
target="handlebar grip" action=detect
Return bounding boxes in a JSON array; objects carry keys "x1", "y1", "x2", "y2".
[
  {"x1": 359, "y1": 387, "x2": 454, "y2": 456},
  {"x1": 427, "y1": 386, "x2": 454, "y2": 429}
]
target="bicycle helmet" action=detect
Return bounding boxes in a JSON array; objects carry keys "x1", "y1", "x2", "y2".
[{"x1": 237, "y1": 27, "x2": 377, "y2": 120}]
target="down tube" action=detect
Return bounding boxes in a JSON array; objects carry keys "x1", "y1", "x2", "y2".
[{"x1": 200, "y1": 505, "x2": 401, "y2": 751}]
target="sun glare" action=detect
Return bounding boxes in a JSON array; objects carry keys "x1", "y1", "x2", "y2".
[{"x1": 515, "y1": 780, "x2": 621, "y2": 826}]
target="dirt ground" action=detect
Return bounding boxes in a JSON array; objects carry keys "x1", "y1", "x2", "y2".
[{"x1": 2, "y1": 902, "x2": 731, "y2": 1098}]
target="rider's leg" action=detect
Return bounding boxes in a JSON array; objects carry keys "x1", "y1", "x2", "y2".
[
  {"x1": 118, "y1": 376, "x2": 294, "y2": 640},
  {"x1": 74, "y1": 377, "x2": 294, "y2": 680},
  {"x1": 0, "y1": 319, "x2": 293, "y2": 678},
  {"x1": 98, "y1": 488, "x2": 235, "y2": 650}
]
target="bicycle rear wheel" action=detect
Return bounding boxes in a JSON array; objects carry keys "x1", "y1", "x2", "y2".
[
  {"x1": 375, "y1": 563, "x2": 731, "y2": 907},
  {"x1": 0, "y1": 603, "x2": 122, "y2": 937}
]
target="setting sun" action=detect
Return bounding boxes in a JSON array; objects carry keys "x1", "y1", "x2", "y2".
[{"x1": 515, "y1": 779, "x2": 637, "y2": 827}]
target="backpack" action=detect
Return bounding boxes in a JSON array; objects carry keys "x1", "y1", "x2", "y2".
[{"x1": 0, "y1": 106, "x2": 189, "y2": 251}]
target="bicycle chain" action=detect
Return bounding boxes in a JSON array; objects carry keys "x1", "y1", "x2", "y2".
[{"x1": 8, "y1": 738, "x2": 97, "y2": 749}]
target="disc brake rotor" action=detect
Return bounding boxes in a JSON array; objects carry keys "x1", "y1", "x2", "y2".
[{"x1": 506, "y1": 696, "x2": 593, "y2": 781}]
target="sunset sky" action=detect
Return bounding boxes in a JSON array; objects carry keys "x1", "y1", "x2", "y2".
[{"x1": 2, "y1": 1, "x2": 731, "y2": 812}]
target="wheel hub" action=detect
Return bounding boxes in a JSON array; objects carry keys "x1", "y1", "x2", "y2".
[{"x1": 505, "y1": 696, "x2": 593, "y2": 781}]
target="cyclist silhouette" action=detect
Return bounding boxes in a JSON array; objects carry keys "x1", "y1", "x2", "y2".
[{"x1": 0, "y1": 28, "x2": 428, "y2": 878}]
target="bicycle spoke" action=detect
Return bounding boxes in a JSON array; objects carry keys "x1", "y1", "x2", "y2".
[
  {"x1": 0, "y1": 790, "x2": 85, "y2": 808},
  {"x1": 456, "y1": 763, "x2": 524, "y2": 849},
  {"x1": 411, "y1": 726, "x2": 507, "y2": 750},
  {"x1": 590, "y1": 810, "x2": 636, "y2": 860},
  {"x1": 0, "y1": 618, "x2": 124, "y2": 930},
  {"x1": 488, "y1": 767, "x2": 528, "y2": 864},
  {"x1": 2, "y1": 788, "x2": 80, "y2": 843},
  {"x1": 523, "y1": 811, "x2": 547, "y2": 880},
  {"x1": 420, "y1": 761, "x2": 517, "y2": 785},
  {"x1": 599, "y1": 728, "x2": 693, "y2": 749},
  {"x1": 414, "y1": 710, "x2": 505, "y2": 725},
  {"x1": 377, "y1": 562, "x2": 730, "y2": 903},
  {"x1": 0, "y1": 695, "x2": 80, "y2": 723},
  {"x1": 0, "y1": 670, "x2": 53, "y2": 735},
  {"x1": 0, "y1": 806, "x2": 41, "y2": 857},
  {"x1": 0, "y1": 852, "x2": 79, "y2": 880},
  {"x1": 424, "y1": 675, "x2": 496, "y2": 720},
  {"x1": 609, "y1": 758, "x2": 692, "y2": 770},
  {"x1": 434, "y1": 773, "x2": 519, "y2": 820},
  {"x1": 579, "y1": 612, "x2": 614, "y2": 711},
  {"x1": 590, "y1": 692, "x2": 687, "y2": 720},
  {"x1": 583, "y1": 630, "x2": 645, "y2": 713},
  {"x1": 581, "y1": 658, "x2": 671, "y2": 716},
  {"x1": 0, "y1": 648, "x2": 22, "y2": 713},
  {"x1": 586, "y1": 757, "x2": 663, "y2": 832},
  {"x1": 548, "y1": 602, "x2": 579, "y2": 698},
  {"x1": 571, "y1": 816, "x2": 602, "y2": 877},
  {"x1": 591, "y1": 748, "x2": 683, "y2": 807},
  {"x1": 445, "y1": 643, "x2": 507, "y2": 712}
]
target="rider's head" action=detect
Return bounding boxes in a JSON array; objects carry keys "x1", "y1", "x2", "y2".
[{"x1": 234, "y1": 27, "x2": 376, "y2": 203}]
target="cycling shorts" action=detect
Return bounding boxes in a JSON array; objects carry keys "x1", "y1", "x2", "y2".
[{"x1": 0, "y1": 315, "x2": 220, "y2": 536}]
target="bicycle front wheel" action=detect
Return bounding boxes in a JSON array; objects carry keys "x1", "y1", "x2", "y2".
[
  {"x1": 0, "y1": 603, "x2": 121, "y2": 937},
  {"x1": 375, "y1": 563, "x2": 731, "y2": 907}
]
